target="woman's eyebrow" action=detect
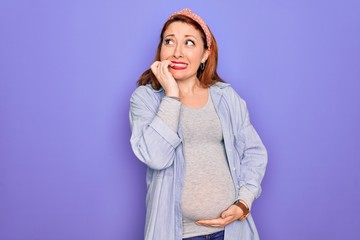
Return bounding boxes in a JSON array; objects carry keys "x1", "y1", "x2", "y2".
[
  {"x1": 164, "y1": 34, "x2": 197, "y2": 39},
  {"x1": 164, "y1": 34, "x2": 175, "y2": 38}
]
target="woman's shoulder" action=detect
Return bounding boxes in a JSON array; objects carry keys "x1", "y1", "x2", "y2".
[
  {"x1": 130, "y1": 84, "x2": 164, "y2": 105},
  {"x1": 212, "y1": 82, "x2": 245, "y2": 101},
  {"x1": 131, "y1": 84, "x2": 164, "y2": 97},
  {"x1": 212, "y1": 81, "x2": 230, "y2": 89},
  {"x1": 212, "y1": 82, "x2": 250, "y2": 123}
]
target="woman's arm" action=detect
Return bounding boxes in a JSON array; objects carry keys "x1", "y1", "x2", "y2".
[
  {"x1": 129, "y1": 87, "x2": 181, "y2": 170},
  {"x1": 235, "y1": 96, "x2": 267, "y2": 208}
]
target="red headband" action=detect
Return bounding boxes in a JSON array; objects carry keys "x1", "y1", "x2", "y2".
[{"x1": 168, "y1": 8, "x2": 212, "y2": 50}]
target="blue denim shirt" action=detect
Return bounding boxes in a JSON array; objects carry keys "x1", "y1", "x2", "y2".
[{"x1": 129, "y1": 82, "x2": 267, "y2": 240}]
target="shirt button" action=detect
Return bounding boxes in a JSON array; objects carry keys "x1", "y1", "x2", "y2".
[{"x1": 232, "y1": 167, "x2": 236, "y2": 171}]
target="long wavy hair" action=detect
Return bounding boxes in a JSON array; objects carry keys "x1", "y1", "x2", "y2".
[{"x1": 137, "y1": 14, "x2": 224, "y2": 90}]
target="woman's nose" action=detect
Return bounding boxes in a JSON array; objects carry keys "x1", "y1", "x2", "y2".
[{"x1": 173, "y1": 44, "x2": 183, "y2": 58}]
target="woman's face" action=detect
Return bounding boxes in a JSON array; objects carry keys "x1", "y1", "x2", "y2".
[{"x1": 160, "y1": 21, "x2": 209, "y2": 82}]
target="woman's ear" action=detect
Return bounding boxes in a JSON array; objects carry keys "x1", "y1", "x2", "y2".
[{"x1": 202, "y1": 49, "x2": 210, "y2": 62}]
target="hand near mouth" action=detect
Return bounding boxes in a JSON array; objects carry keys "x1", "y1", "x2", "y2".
[{"x1": 151, "y1": 60, "x2": 180, "y2": 97}]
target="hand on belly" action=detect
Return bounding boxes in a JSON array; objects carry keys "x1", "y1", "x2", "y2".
[{"x1": 182, "y1": 179, "x2": 235, "y2": 221}]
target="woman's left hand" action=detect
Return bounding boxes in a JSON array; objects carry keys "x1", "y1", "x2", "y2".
[{"x1": 196, "y1": 204, "x2": 243, "y2": 227}]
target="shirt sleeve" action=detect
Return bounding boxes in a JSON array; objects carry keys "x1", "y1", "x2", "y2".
[
  {"x1": 237, "y1": 186, "x2": 255, "y2": 210},
  {"x1": 237, "y1": 107, "x2": 267, "y2": 200},
  {"x1": 129, "y1": 87, "x2": 182, "y2": 170},
  {"x1": 228, "y1": 87, "x2": 268, "y2": 202}
]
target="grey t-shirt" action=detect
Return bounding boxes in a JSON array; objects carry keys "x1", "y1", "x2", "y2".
[
  {"x1": 180, "y1": 97, "x2": 235, "y2": 238},
  {"x1": 157, "y1": 96, "x2": 235, "y2": 238}
]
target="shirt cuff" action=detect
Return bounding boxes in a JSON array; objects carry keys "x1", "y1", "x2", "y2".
[{"x1": 237, "y1": 186, "x2": 255, "y2": 210}]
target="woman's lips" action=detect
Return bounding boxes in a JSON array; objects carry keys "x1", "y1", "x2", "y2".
[{"x1": 170, "y1": 61, "x2": 187, "y2": 70}]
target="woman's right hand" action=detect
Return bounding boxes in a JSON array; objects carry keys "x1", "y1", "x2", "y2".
[{"x1": 150, "y1": 60, "x2": 179, "y2": 97}]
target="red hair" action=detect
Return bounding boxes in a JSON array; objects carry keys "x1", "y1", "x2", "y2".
[{"x1": 137, "y1": 14, "x2": 224, "y2": 89}]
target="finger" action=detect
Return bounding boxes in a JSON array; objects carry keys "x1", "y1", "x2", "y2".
[
  {"x1": 159, "y1": 60, "x2": 171, "y2": 76},
  {"x1": 223, "y1": 215, "x2": 236, "y2": 223},
  {"x1": 162, "y1": 59, "x2": 172, "y2": 67},
  {"x1": 196, "y1": 222, "x2": 223, "y2": 227},
  {"x1": 196, "y1": 216, "x2": 233, "y2": 227},
  {"x1": 150, "y1": 61, "x2": 160, "y2": 70},
  {"x1": 150, "y1": 61, "x2": 160, "y2": 75},
  {"x1": 196, "y1": 218, "x2": 224, "y2": 226},
  {"x1": 204, "y1": 215, "x2": 232, "y2": 226}
]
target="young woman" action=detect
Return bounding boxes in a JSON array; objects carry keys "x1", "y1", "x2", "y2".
[{"x1": 129, "y1": 8, "x2": 267, "y2": 240}]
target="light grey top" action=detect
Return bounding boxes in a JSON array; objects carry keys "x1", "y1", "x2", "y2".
[
  {"x1": 179, "y1": 96, "x2": 235, "y2": 238},
  {"x1": 157, "y1": 95, "x2": 254, "y2": 238}
]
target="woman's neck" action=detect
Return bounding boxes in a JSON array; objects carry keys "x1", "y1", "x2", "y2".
[
  {"x1": 177, "y1": 78, "x2": 204, "y2": 97},
  {"x1": 176, "y1": 78, "x2": 209, "y2": 108}
]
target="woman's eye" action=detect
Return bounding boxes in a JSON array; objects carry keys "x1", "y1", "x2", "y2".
[
  {"x1": 164, "y1": 39, "x2": 174, "y2": 45},
  {"x1": 186, "y1": 40, "x2": 195, "y2": 46}
]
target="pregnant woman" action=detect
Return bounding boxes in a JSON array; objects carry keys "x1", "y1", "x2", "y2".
[{"x1": 129, "y1": 8, "x2": 267, "y2": 240}]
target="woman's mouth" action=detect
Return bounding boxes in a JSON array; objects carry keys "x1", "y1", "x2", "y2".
[{"x1": 170, "y1": 61, "x2": 187, "y2": 70}]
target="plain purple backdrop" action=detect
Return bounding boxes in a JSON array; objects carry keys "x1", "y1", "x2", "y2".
[{"x1": 1, "y1": 0, "x2": 359, "y2": 239}]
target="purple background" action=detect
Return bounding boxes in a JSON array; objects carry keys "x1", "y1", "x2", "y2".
[{"x1": 1, "y1": 0, "x2": 359, "y2": 239}]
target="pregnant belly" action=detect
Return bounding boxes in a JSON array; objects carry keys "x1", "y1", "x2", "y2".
[{"x1": 182, "y1": 177, "x2": 235, "y2": 221}]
